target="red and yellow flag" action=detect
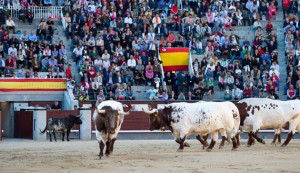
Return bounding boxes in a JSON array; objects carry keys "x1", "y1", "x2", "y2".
[
  {"x1": 159, "y1": 48, "x2": 189, "y2": 72},
  {"x1": 0, "y1": 79, "x2": 66, "y2": 92}
]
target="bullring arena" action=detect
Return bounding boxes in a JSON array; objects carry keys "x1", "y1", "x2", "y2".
[
  {"x1": 2, "y1": 100, "x2": 300, "y2": 172},
  {"x1": 1, "y1": 139, "x2": 300, "y2": 172}
]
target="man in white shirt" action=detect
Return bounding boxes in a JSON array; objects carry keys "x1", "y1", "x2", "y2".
[
  {"x1": 94, "y1": 56, "x2": 103, "y2": 72},
  {"x1": 124, "y1": 14, "x2": 133, "y2": 25},
  {"x1": 127, "y1": 55, "x2": 136, "y2": 69},
  {"x1": 72, "y1": 45, "x2": 83, "y2": 63},
  {"x1": 253, "y1": 18, "x2": 262, "y2": 31},
  {"x1": 8, "y1": 44, "x2": 18, "y2": 56},
  {"x1": 20, "y1": 31, "x2": 29, "y2": 42},
  {"x1": 6, "y1": 17, "x2": 16, "y2": 34},
  {"x1": 148, "y1": 40, "x2": 156, "y2": 58},
  {"x1": 101, "y1": 50, "x2": 110, "y2": 60},
  {"x1": 152, "y1": 13, "x2": 161, "y2": 28}
]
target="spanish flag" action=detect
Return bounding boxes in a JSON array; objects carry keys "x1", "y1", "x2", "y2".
[
  {"x1": 0, "y1": 79, "x2": 66, "y2": 92},
  {"x1": 159, "y1": 48, "x2": 189, "y2": 72}
]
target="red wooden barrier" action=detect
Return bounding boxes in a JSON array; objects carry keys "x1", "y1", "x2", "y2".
[
  {"x1": 121, "y1": 112, "x2": 150, "y2": 130},
  {"x1": 14, "y1": 111, "x2": 33, "y2": 139}
]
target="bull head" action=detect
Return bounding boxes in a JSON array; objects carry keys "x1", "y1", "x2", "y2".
[{"x1": 143, "y1": 108, "x2": 161, "y2": 131}]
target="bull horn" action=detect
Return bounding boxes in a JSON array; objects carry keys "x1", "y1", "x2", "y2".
[
  {"x1": 142, "y1": 108, "x2": 157, "y2": 114},
  {"x1": 77, "y1": 113, "x2": 83, "y2": 118},
  {"x1": 118, "y1": 111, "x2": 130, "y2": 115},
  {"x1": 97, "y1": 109, "x2": 106, "y2": 114},
  {"x1": 122, "y1": 104, "x2": 129, "y2": 108}
]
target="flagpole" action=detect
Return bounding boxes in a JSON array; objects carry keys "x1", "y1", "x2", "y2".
[
  {"x1": 188, "y1": 48, "x2": 194, "y2": 75},
  {"x1": 158, "y1": 49, "x2": 166, "y2": 91}
]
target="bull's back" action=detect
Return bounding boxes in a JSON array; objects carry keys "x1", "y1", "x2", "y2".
[
  {"x1": 241, "y1": 99, "x2": 289, "y2": 129},
  {"x1": 183, "y1": 102, "x2": 234, "y2": 133}
]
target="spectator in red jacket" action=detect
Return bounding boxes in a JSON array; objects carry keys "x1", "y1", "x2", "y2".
[
  {"x1": 266, "y1": 20, "x2": 273, "y2": 34},
  {"x1": 65, "y1": 64, "x2": 72, "y2": 79},
  {"x1": 287, "y1": 85, "x2": 296, "y2": 100},
  {"x1": 243, "y1": 85, "x2": 252, "y2": 98}
]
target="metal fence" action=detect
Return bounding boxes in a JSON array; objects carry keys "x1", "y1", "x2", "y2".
[{"x1": 9, "y1": 6, "x2": 62, "y2": 20}]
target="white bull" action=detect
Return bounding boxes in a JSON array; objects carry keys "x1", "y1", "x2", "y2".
[
  {"x1": 236, "y1": 98, "x2": 300, "y2": 147},
  {"x1": 144, "y1": 102, "x2": 240, "y2": 152}
]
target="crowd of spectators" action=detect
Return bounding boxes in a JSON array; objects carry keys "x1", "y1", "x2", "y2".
[
  {"x1": 58, "y1": 0, "x2": 283, "y2": 102},
  {"x1": 283, "y1": 1, "x2": 300, "y2": 100},
  {"x1": 1, "y1": 0, "x2": 300, "y2": 101}
]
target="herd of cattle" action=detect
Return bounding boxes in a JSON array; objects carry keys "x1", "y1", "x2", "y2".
[{"x1": 40, "y1": 98, "x2": 300, "y2": 159}]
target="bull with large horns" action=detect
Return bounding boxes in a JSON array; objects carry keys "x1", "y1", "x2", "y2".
[{"x1": 93, "y1": 100, "x2": 130, "y2": 159}]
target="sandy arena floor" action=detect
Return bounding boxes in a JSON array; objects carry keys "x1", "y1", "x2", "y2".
[{"x1": 0, "y1": 139, "x2": 300, "y2": 173}]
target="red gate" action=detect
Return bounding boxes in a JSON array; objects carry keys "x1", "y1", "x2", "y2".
[{"x1": 14, "y1": 111, "x2": 33, "y2": 139}]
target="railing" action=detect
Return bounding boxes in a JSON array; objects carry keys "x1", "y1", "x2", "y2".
[{"x1": 9, "y1": 6, "x2": 62, "y2": 20}]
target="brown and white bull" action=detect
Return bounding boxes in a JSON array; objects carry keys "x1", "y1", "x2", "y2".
[
  {"x1": 234, "y1": 98, "x2": 300, "y2": 147},
  {"x1": 143, "y1": 102, "x2": 240, "y2": 152},
  {"x1": 93, "y1": 100, "x2": 129, "y2": 159}
]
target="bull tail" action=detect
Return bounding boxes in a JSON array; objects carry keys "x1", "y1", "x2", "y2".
[{"x1": 40, "y1": 124, "x2": 48, "y2": 134}]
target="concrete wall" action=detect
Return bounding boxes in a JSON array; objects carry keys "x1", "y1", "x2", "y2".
[
  {"x1": 63, "y1": 90, "x2": 79, "y2": 110},
  {"x1": 0, "y1": 92, "x2": 64, "y2": 102},
  {"x1": 33, "y1": 110, "x2": 47, "y2": 141},
  {"x1": 0, "y1": 102, "x2": 14, "y2": 137}
]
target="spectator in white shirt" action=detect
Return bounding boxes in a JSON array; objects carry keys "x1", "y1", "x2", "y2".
[
  {"x1": 101, "y1": 50, "x2": 110, "y2": 60},
  {"x1": 94, "y1": 56, "x2": 103, "y2": 71},
  {"x1": 72, "y1": 45, "x2": 83, "y2": 64},
  {"x1": 124, "y1": 14, "x2": 133, "y2": 25},
  {"x1": 8, "y1": 44, "x2": 18, "y2": 56},
  {"x1": 6, "y1": 17, "x2": 16, "y2": 34},
  {"x1": 127, "y1": 55, "x2": 136, "y2": 69}
]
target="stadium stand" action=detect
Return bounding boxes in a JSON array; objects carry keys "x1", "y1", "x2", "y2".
[{"x1": 0, "y1": 0, "x2": 298, "y2": 102}]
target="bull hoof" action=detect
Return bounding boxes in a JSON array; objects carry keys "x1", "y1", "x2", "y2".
[
  {"x1": 271, "y1": 142, "x2": 275, "y2": 145},
  {"x1": 281, "y1": 144, "x2": 286, "y2": 147},
  {"x1": 184, "y1": 142, "x2": 190, "y2": 147},
  {"x1": 277, "y1": 142, "x2": 281, "y2": 145},
  {"x1": 261, "y1": 140, "x2": 266, "y2": 144},
  {"x1": 97, "y1": 156, "x2": 102, "y2": 160},
  {"x1": 219, "y1": 145, "x2": 224, "y2": 149},
  {"x1": 206, "y1": 148, "x2": 212, "y2": 152},
  {"x1": 232, "y1": 148, "x2": 237, "y2": 151},
  {"x1": 177, "y1": 149, "x2": 183, "y2": 152},
  {"x1": 247, "y1": 144, "x2": 252, "y2": 147}
]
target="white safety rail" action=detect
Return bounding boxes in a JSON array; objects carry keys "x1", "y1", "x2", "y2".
[{"x1": 9, "y1": 6, "x2": 62, "y2": 20}]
